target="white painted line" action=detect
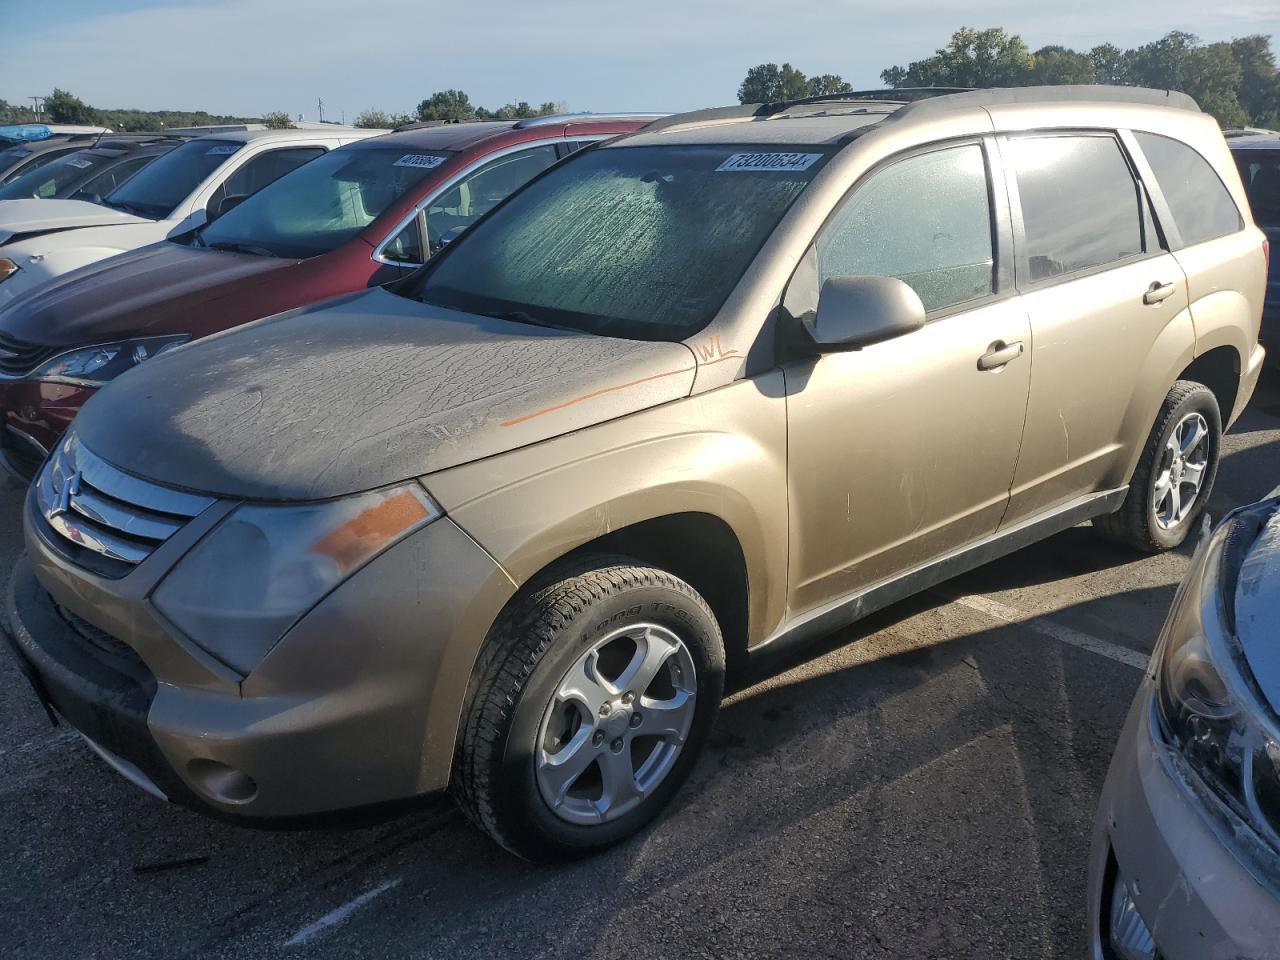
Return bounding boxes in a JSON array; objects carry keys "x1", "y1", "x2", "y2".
[
  {"x1": 284, "y1": 877, "x2": 401, "y2": 948},
  {"x1": 953, "y1": 594, "x2": 1151, "y2": 672}
]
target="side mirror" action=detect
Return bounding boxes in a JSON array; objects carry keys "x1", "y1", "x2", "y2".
[{"x1": 804, "y1": 276, "x2": 926, "y2": 352}]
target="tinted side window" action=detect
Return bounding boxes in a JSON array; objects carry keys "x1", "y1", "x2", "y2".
[
  {"x1": 1135, "y1": 132, "x2": 1243, "y2": 246},
  {"x1": 210, "y1": 146, "x2": 326, "y2": 213},
  {"x1": 817, "y1": 143, "x2": 994, "y2": 312},
  {"x1": 1008, "y1": 135, "x2": 1143, "y2": 283},
  {"x1": 383, "y1": 220, "x2": 424, "y2": 265},
  {"x1": 425, "y1": 144, "x2": 558, "y2": 249},
  {"x1": 1236, "y1": 151, "x2": 1280, "y2": 228}
]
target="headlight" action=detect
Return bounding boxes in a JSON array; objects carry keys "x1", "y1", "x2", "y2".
[
  {"x1": 152, "y1": 483, "x2": 440, "y2": 674},
  {"x1": 30, "y1": 335, "x2": 189, "y2": 386},
  {"x1": 0, "y1": 257, "x2": 17, "y2": 283},
  {"x1": 1155, "y1": 509, "x2": 1280, "y2": 846}
]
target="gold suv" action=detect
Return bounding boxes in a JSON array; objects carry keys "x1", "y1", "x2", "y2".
[{"x1": 4, "y1": 87, "x2": 1267, "y2": 860}]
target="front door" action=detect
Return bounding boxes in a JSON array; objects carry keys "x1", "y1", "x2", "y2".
[{"x1": 784, "y1": 140, "x2": 1031, "y2": 615}]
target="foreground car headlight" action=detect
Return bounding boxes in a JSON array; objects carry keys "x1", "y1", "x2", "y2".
[
  {"x1": 1155, "y1": 509, "x2": 1280, "y2": 846},
  {"x1": 0, "y1": 257, "x2": 17, "y2": 283},
  {"x1": 30, "y1": 335, "x2": 189, "y2": 386},
  {"x1": 153, "y1": 484, "x2": 441, "y2": 674}
]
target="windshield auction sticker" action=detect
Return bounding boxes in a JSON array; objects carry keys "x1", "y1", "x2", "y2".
[
  {"x1": 206, "y1": 145, "x2": 241, "y2": 155},
  {"x1": 393, "y1": 154, "x2": 447, "y2": 169},
  {"x1": 716, "y1": 152, "x2": 823, "y2": 173},
  {"x1": 67, "y1": 158, "x2": 93, "y2": 169}
]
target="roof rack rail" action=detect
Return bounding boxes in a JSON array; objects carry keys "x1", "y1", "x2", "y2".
[
  {"x1": 889, "y1": 84, "x2": 1202, "y2": 119},
  {"x1": 513, "y1": 111, "x2": 667, "y2": 129},
  {"x1": 757, "y1": 86, "x2": 974, "y2": 116},
  {"x1": 391, "y1": 118, "x2": 487, "y2": 132}
]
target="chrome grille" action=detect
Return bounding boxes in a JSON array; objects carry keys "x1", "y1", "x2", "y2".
[
  {"x1": 0, "y1": 331, "x2": 56, "y2": 378},
  {"x1": 35, "y1": 434, "x2": 214, "y2": 568}
]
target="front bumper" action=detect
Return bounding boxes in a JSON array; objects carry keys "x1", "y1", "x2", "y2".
[
  {"x1": 5, "y1": 490, "x2": 517, "y2": 819},
  {"x1": 1088, "y1": 683, "x2": 1280, "y2": 960}
]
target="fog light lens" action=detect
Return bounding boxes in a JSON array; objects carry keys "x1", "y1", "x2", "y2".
[
  {"x1": 1109, "y1": 874, "x2": 1157, "y2": 960},
  {"x1": 187, "y1": 758, "x2": 257, "y2": 805}
]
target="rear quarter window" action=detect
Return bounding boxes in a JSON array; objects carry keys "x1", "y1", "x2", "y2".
[
  {"x1": 1135, "y1": 132, "x2": 1243, "y2": 246},
  {"x1": 1235, "y1": 150, "x2": 1280, "y2": 229}
]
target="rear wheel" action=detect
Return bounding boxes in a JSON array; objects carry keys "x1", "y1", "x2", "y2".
[
  {"x1": 451, "y1": 554, "x2": 724, "y2": 861},
  {"x1": 1095, "y1": 380, "x2": 1221, "y2": 552}
]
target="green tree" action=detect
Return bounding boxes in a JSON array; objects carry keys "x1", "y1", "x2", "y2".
[
  {"x1": 1030, "y1": 46, "x2": 1096, "y2": 85},
  {"x1": 737, "y1": 63, "x2": 810, "y2": 103},
  {"x1": 880, "y1": 27, "x2": 1035, "y2": 88},
  {"x1": 44, "y1": 88, "x2": 99, "y2": 124},
  {"x1": 1088, "y1": 43, "x2": 1132, "y2": 85},
  {"x1": 354, "y1": 108, "x2": 394, "y2": 128},
  {"x1": 262, "y1": 110, "x2": 295, "y2": 129},
  {"x1": 0, "y1": 99, "x2": 38, "y2": 123},
  {"x1": 416, "y1": 90, "x2": 475, "y2": 122},
  {"x1": 1232, "y1": 35, "x2": 1280, "y2": 126},
  {"x1": 807, "y1": 73, "x2": 853, "y2": 97}
]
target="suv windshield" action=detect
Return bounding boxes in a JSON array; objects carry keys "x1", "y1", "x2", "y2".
[
  {"x1": 198, "y1": 146, "x2": 450, "y2": 258},
  {"x1": 103, "y1": 138, "x2": 241, "y2": 219},
  {"x1": 413, "y1": 144, "x2": 829, "y2": 340},
  {"x1": 1236, "y1": 150, "x2": 1280, "y2": 229},
  {"x1": 0, "y1": 149, "x2": 114, "y2": 200}
]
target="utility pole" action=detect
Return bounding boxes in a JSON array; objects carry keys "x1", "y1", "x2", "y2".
[
  {"x1": 317, "y1": 97, "x2": 324, "y2": 123},
  {"x1": 29, "y1": 96, "x2": 45, "y2": 120}
]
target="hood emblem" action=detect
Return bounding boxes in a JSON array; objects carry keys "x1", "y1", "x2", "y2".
[{"x1": 48, "y1": 469, "x2": 81, "y2": 519}]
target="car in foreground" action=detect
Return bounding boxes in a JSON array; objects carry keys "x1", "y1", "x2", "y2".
[
  {"x1": 0, "y1": 124, "x2": 113, "y2": 185},
  {"x1": 0, "y1": 127, "x2": 378, "y2": 308},
  {"x1": 2, "y1": 86, "x2": 1267, "y2": 860},
  {"x1": 1230, "y1": 133, "x2": 1279, "y2": 356},
  {"x1": 0, "y1": 134, "x2": 185, "y2": 204},
  {"x1": 0, "y1": 114, "x2": 658, "y2": 477},
  {"x1": 1089, "y1": 495, "x2": 1280, "y2": 960}
]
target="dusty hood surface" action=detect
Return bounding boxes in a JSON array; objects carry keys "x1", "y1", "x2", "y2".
[
  {"x1": 0, "y1": 198, "x2": 147, "y2": 244},
  {"x1": 73, "y1": 288, "x2": 696, "y2": 501},
  {"x1": 0, "y1": 241, "x2": 293, "y2": 346},
  {"x1": 1234, "y1": 503, "x2": 1280, "y2": 717}
]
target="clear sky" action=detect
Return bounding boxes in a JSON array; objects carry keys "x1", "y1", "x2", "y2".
[{"x1": 2, "y1": 0, "x2": 1277, "y2": 121}]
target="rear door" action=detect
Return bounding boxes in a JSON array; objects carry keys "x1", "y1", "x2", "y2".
[{"x1": 1001, "y1": 131, "x2": 1193, "y2": 525}]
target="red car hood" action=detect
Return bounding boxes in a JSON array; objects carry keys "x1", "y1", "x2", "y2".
[{"x1": 0, "y1": 241, "x2": 296, "y2": 346}]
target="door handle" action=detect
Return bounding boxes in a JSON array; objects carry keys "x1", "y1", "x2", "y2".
[
  {"x1": 1143, "y1": 281, "x2": 1177, "y2": 305},
  {"x1": 977, "y1": 340, "x2": 1024, "y2": 371}
]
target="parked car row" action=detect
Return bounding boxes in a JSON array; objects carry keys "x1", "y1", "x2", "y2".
[{"x1": 0, "y1": 87, "x2": 1275, "y2": 957}]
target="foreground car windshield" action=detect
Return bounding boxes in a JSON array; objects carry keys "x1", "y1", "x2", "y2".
[
  {"x1": 103, "y1": 138, "x2": 241, "y2": 219},
  {"x1": 413, "y1": 144, "x2": 829, "y2": 340},
  {"x1": 0, "y1": 149, "x2": 112, "y2": 200},
  {"x1": 198, "y1": 146, "x2": 450, "y2": 258}
]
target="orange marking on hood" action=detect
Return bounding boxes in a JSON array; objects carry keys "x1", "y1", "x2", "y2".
[{"x1": 500, "y1": 366, "x2": 693, "y2": 428}]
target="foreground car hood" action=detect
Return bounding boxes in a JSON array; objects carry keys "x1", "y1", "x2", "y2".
[
  {"x1": 1235, "y1": 504, "x2": 1280, "y2": 716},
  {"x1": 0, "y1": 198, "x2": 146, "y2": 244},
  {"x1": 0, "y1": 241, "x2": 294, "y2": 345},
  {"x1": 73, "y1": 288, "x2": 696, "y2": 500}
]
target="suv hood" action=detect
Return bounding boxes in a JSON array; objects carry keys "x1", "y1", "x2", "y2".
[
  {"x1": 0, "y1": 241, "x2": 294, "y2": 346},
  {"x1": 0, "y1": 198, "x2": 147, "y2": 245},
  {"x1": 73, "y1": 288, "x2": 697, "y2": 501}
]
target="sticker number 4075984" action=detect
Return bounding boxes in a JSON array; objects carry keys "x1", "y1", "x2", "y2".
[{"x1": 716, "y1": 152, "x2": 823, "y2": 173}]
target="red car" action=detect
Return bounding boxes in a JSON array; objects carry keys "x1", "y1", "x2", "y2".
[{"x1": 0, "y1": 114, "x2": 657, "y2": 479}]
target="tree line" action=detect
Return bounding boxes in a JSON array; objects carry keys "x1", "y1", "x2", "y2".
[
  {"x1": 352, "y1": 91, "x2": 568, "y2": 129},
  {"x1": 739, "y1": 28, "x2": 1280, "y2": 128},
  {"x1": 0, "y1": 89, "x2": 259, "y2": 131}
]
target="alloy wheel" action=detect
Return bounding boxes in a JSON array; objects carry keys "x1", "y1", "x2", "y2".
[{"x1": 1153, "y1": 411, "x2": 1210, "y2": 530}]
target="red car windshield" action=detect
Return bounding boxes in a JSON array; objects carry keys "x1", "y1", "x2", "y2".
[{"x1": 198, "y1": 146, "x2": 450, "y2": 259}]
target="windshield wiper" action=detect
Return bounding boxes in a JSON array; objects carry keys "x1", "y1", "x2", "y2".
[
  {"x1": 206, "y1": 240, "x2": 279, "y2": 258},
  {"x1": 479, "y1": 309, "x2": 580, "y2": 333},
  {"x1": 100, "y1": 199, "x2": 156, "y2": 218}
]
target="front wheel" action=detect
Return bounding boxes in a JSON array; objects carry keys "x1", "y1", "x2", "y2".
[
  {"x1": 451, "y1": 554, "x2": 725, "y2": 861},
  {"x1": 1095, "y1": 380, "x2": 1221, "y2": 552}
]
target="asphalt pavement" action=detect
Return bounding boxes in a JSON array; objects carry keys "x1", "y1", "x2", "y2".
[{"x1": 4, "y1": 374, "x2": 1280, "y2": 959}]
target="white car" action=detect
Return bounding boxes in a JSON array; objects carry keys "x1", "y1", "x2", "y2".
[{"x1": 0, "y1": 127, "x2": 380, "y2": 306}]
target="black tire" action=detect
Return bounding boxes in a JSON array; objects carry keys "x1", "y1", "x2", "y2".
[
  {"x1": 1094, "y1": 380, "x2": 1221, "y2": 552},
  {"x1": 451, "y1": 553, "x2": 725, "y2": 861}
]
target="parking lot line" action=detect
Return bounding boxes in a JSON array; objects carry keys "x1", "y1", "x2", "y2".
[
  {"x1": 284, "y1": 877, "x2": 402, "y2": 948},
  {"x1": 952, "y1": 594, "x2": 1151, "y2": 671}
]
